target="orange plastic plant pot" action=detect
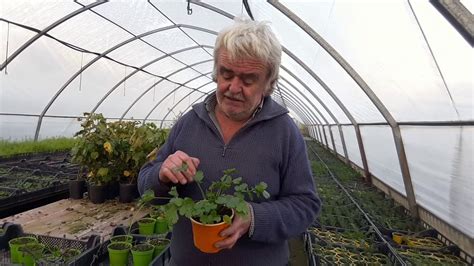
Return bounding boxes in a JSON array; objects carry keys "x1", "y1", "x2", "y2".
[{"x1": 190, "y1": 211, "x2": 234, "y2": 253}]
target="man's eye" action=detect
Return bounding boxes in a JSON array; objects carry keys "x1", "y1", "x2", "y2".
[
  {"x1": 243, "y1": 78, "x2": 256, "y2": 85},
  {"x1": 222, "y1": 71, "x2": 233, "y2": 79}
]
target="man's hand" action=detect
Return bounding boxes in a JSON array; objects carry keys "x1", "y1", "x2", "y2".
[
  {"x1": 159, "y1": 150, "x2": 200, "y2": 185},
  {"x1": 214, "y1": 210, "x2": 251, "y2": 250}
]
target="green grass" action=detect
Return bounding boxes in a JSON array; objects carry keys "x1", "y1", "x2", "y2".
[{"x1": 0, "y1": 137, "x2": 76, "y2": 157}]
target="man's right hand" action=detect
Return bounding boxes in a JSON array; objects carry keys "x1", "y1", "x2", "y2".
[{"x1": 159, "y1": 150, "x2": 200, "y2": 185}]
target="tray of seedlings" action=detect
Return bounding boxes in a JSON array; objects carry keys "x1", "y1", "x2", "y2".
[
  {"x1": 84, "y1": 225, "x2": 171, "y2": 266},
  {"x1": 306, "y1": 140, "x2": 473, "y2": 265},
  {"x1": 0, "y1": 223, "x2": 100, "y2": 265},
  {"x1": 0, "y1": 152, "x2": 80, "y2": 175},
  {"x1": 380, "y1": 228, "x2": 472, "y2": 265},
  {"x1": 0, "y1": 166, "x2": 75, "y2": 215},
  {"x1": 305, "y1": 226, "x2": 400, "y2": 265}
]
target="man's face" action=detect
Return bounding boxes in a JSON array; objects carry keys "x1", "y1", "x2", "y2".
[{"x1": 215, "y1": 50, "x2": 271, "y2": 122}]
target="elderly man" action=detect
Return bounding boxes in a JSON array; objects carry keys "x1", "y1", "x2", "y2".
[{"x1": 138, "y1": 18, "x2": 320, "y2": 266}]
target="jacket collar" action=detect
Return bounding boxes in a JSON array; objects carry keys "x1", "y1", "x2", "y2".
[{"x1": 193, "y1": 91, "x2": 288, "y2": 127}]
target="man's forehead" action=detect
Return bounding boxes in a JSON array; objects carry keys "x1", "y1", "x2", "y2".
[{"x1": 218, "y1": 50, "x2": 268, "y2": 74}]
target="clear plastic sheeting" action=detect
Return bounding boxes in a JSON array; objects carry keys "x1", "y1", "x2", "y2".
[
  {"x1": 402, "y1": 126, "x2": 474, "y2": 237},
  {"x1": 0, "y1": 0, "x2": 473, "y2": 251},
  {"x1": 0, "y1": 116, "x2": 38, "y2": 140},
  {"x1": 39, "y1": 117, "x2": 82, "y2": 140},
  {"x1": 360, "y1": 126, "x2": 406, "y2": 196},
  {"x1": 342, "y1": 125, "x2": 363, "y2": 168},
  {"x1": 331, "y1": 126, "x2": 344, "y2": 157},
  {"x1": 281, "y1": 0, "x2": 471, "y2": 122}
]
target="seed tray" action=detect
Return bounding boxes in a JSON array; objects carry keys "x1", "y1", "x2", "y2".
[
  {"x1": 83, "y1": 226, "x2": 171, "y2": 266},
  {"x1": 0, "y1": 182, "x2": 68, "y2": 215},
  {"x1": 0, "y1": 152, "x2": 71, "y2": 163},
  {"x1": 305, "y1": 230, "x2": 403, "y2": 266},
  {"x1": 380, "y1": 228, "x2": 473, "y2": 265},
  {"x1": 0, "y1": 152, "x2": 80, "y2": 175},
  {"x1": 0, "y1": 223, "x2": 100, "y2": 265},
  {"x1": 315, "y1": 213, "x2": 370, "y2": 230},
  {"x1": 307, "y1": 226, "x2": 381, "y2": 250}
]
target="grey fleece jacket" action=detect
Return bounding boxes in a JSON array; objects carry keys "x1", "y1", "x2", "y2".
[{"x1": 138, "y1": 94, "x2": 321, "y2": 266}]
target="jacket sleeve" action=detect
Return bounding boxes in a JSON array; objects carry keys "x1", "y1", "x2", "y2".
[
  {"x1": 137, "y1": 121, "x2": 181, "y2": 197},
  {"x1": 249, "y1": 124, "x2": 321, "y2": 243}
]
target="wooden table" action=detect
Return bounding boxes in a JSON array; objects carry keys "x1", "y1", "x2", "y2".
[{"x1": 1, "y1": 199, "x2": 148, "y2": 241}]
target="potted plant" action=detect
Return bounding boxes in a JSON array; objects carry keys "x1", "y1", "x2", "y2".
[
  {"x1": 68, "y1": 167, "x2": 86, "y2": 200},
  {"x1": 142, "y1": 166, "x2": 270, "y2": 253},
  {"x1": 107, "y1": 241, "x2": 132, "y2": 266},
  {"x1": 150, "y1": 206, "x2": 170, "y2": 234},
  {"x1": 113, "y1": 122, "x2": 167, "y2": 203},
  {"x1": 18, "y1": 242, "x2": 45, "y2": 266},
  {"x1": 147, "y1": 238, "x2": 170, "y2": 258},
  {"x1": 8, "y1": 236, "x2": 38, "y2": 263},
  {"x1": 71, "y1": 113, "x2": 117, "y2": 203},
  {"x1": 131, "y1": 243, "x2": 155, "y2": 266}
]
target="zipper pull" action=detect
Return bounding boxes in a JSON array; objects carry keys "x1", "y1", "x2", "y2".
[{"x1": 222, "y1": 145, "x2": 227, "y2": 157}]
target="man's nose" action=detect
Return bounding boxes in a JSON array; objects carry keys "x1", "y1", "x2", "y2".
[{"x1": 228, "y1": 77, "x2": 242, "y2": 94}]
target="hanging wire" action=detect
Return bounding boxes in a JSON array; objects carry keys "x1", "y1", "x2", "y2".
[
  {"x1": 407, "y1": 0, "x2": 460, "y2": 119},
  {"x1": 78, "y1": 52, "x2": 84, "y2": 91},
  {"x1": 123, "y1": 67, "x2": 127, "y2": 96},
  {"x1": 4, "y1": 22, "x2": 10, "y2": 74},
  {"x1": 187, "y1": 0, "x2": 193, "y2": 15},
  {"x1": 153, "y1": 77, "x2": 157, "y2": 101}
]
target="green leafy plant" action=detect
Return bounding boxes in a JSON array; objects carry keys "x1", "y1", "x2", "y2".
[
  {"x1": 71, "y1": 113, "x2": 168, "y2": 185},
  {"x1": 141, "y1": 165, "x2": 270, "y2": 225}
]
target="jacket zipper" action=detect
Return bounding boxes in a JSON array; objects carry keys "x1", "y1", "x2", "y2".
[{"x1": 222, "y1": 145, "x2": 227, "y2": 157}]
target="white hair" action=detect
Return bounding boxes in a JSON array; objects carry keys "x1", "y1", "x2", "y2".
[{"x1": 212, "y1": 17, "x2": 282, "y2": 95}]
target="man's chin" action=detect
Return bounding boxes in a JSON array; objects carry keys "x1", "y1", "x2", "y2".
[{"x1": 223, "y1": 110, "x2": 248, "y2": 122}]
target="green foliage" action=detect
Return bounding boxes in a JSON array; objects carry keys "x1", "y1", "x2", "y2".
[
  {"x1": 71, "y1": 113, "x2": 167, "y2": 185},
  {"x1": 0, "y1": 137, "x2": 76, "y2": 157},
  {"x1": 140, "y1": 167, "x2": 270, "y2": 225}
]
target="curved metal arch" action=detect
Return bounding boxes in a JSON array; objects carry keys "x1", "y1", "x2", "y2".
[
  {"x1": 176, "y1": 92, "x2": 210, "y2": 120},
  {"x1": 34, "y1": 23, "x2": 218, "y2": 140},
  {"x1": 279, "y1": 89, "x2": 321, "y2": 128},
  {"x1": 0, "y1": 1, "x2": 106, "y2": 70},
  {"x1": 283, "y1": 45, "x2": 368, "y2": 173},
  {"x1": 280, "y1": 69, "x2": 347, "y2": 159},
  {"x1": 280, "y1": 92, "x2": 327, "y2": 146},
  {"x1": 122, "y1": 71, "x2": 212, "y2": 121},
  {"x1": 281, "y1": 100, "x2": 315, "y2": 132},
  {"x1": 278, "y1": 99, "x2": 320, "y2": 141},
  {"x1": 133, "y1": 72, "x2": 211, "y2": 122},
  {"x1": 283, "y1": 99, "x2": 322, "y2": 142},
  {"x1": 91, "y1": 45, "x2": 213, "y2": 116},
  {"x1": 157, "y1": 81, "x2": 215, "y2": 127},
  {"x1": 279, "y1": 80, "x2": 336, "y2": 153},
  {"x1": 278, "y1": 89, "x2": 329, "y2": 147},
  {"x1": 279, "y1": 93, "x2": 315, "y2": 126},
  {"x1": 278, "y1": 82, "x2": 327, "y2": 125},
  {"x1": 269, "y1": 0, "x2": 418, "y2": 216},
  {"x1": 120, "y1": 59, "x2": 212, "y2": 121}
]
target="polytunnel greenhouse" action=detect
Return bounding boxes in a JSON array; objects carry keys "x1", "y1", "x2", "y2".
[{"x1": 0, "y1": 0, "x2": 472, "y2": 265}]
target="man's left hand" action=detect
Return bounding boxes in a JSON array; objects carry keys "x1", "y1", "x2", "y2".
[{"x1": 214, "y1": 211, "x2": 251, "y2": 250}]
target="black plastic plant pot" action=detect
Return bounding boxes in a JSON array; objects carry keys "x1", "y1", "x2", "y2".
[
  {"x1": 119, "y1": 183, "x2": 138, "y2": 203},
  {"x1": 106, "y1": 181, "x2": 119, "y2": 200},
  {"x1": 69, "y1": 180, "x2": 85, "y2": 199},
  {"x1": 88, "y1": 184, "x2": 106, "y2": 204}
]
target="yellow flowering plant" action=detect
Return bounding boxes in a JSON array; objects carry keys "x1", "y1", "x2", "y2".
[
  {"x1": 71, "y1": 113, "x2": 168, "y2": 185},
  {"x1": 71, "y1": 113, "x2": 115, "y2": 185}
]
